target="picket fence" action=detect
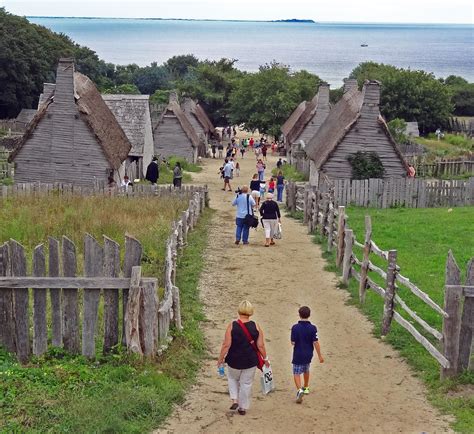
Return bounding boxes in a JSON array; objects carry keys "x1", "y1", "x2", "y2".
[
  {"x1": 415, "y1": 160, "x2": 474, "y2": 178},
  {"x1": 0, "y1": 190, "x2": 207, "y2": 362},
  {"x1": 287, "y1": 183, "x2": 473, "y2": 379}
]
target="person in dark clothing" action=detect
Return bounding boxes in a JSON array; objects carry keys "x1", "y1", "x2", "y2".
[
  {"x1": 276, "y1": 170, "x2": 285, "y2": 202},
  {"x1": 259, "y1": 193, "x2": 281, "y2": 246},
  {"x1": 145, "y1": 157, "x2": 160, "y2": 184},
  {"x1": 291, "y1": 306, "x2": 324, "y2": 403},
  {"x1": 276, "y1": 158, "x2": 283, "y2": 169},
  {"x1": 249, "y1": 173, "x2": 261, "y2": 206},
  {"x1": 211, "y1": 144, "x2": 217, "y2": 159},
  {"x1": 217, "y1": 301, "x2": 269, "y2": 415},
  {"x1": 173, "y1": 162, "x2": 182, "y2": 188}
]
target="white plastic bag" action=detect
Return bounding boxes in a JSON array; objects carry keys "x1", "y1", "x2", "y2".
[
  {"x1": 260, "y1": 364, "x2": 275, "y2": 395},
  {"x1": 273, "y1": 223, "x2": 282, "y2": 240}
]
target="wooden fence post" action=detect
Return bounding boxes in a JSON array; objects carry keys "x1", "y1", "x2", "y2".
[
  {"x1": 103, "y1": 236, "x2": 120, "y2": 354},
  {"x1": 458, "y1": 258, "x2": 474, "y2": 371},
  {"x1": 441, "y1": 251, "x2": 463, "y2": 379},
  {"x1": 381, "y1": 250, "x2": 398, "y2": 336},
  {"x1": 319, "y1": 195, "x2": 328, "y2": 237},
  {"x1": 62, "y1": 236, "x2": 79, "y2": 354},
  {"x1": 125, "y1": 266, "x2": 142, "y2": 356},
  {"x1": 341, "y1": 229, "x2": 353, "y2": 285},
  {"x1": 327, "y1": 206, "x2": 335, "y2": 252},
  {"x1": 48, "y1": 237, "x2": 62, "y2": 347},
  {"x1": 140, "y1": 279, "x2": 158, "y2": 358},
  {"x1": 359, "y1": 215, "x2": 372, "y2": 304},
  {"x1": 0, "y1": 242, "x2": 16, "y2": 353},
  {"x1": 336, "y1": 206, "x2": 346, "y2": 268},
  {"x1": 303, "y1": 185, "x2": 310, "y2": 224},
  {"x1": 82, "y1": 234, "x2": 103, "y2": 358},
  {"x1": 33, "y1": 244, "x2": 47, "y2": 356},
  {"x1": 311, "y1": 190, "x2": 320, "y2": 233},
  {"x1": 10, "y1": 240, "x2": 30, "y2": 363}
]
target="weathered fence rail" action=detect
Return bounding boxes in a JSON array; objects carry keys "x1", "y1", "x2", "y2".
[
  {"x1": 416, "y1": 160, "x2": 474, "y2": 178},
  {"x1": 288, "y1": 178, "x2": 474, "y2": 210},
  {"x1": 290, "y1": 182, "x2": 473, "y2": 379},
  {"x1": 0, "y1": 189, "x2": 207, "y2": 362}
]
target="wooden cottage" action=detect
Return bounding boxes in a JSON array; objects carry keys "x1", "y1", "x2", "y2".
[
  {"x1": 9, "y1": 58, "x2": 131, "y2": 185},
  {"x1": 153, "y1": 93, "x2": 200, "y2": 163},
  {"x1": 15, "y1": 109, "x2": 37, "y2": 129},
  {"x1": 182, "y1": 98, "x2": 215, "y2": 157},
  {"x1": 281, "y1": 83, "x2": 331, "y2": 157},
  {"x1": 305, "y1": 80, "x2": 408, "y2": 185},
  {"x1": 102, "y1": 94, "x2": 154, "y2": 180}
]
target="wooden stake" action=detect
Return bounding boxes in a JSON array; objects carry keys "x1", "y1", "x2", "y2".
[
  {"x1": 341, "y1": 229, "x2": 353, "y2": 285},
  {"x1": 359, "y1": 215, "x2": 372, "y2": 304},
  {"x1": 381, "y1": 250, "x2": 398, "y2": 336},
  {"x1": 336, "y1": 206, "x2": 345, "y2": 268}
]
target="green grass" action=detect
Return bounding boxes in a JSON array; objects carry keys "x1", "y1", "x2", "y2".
[
  {"x1": 167, "y1": 156, "x2": 202, "y2": 173},
  {"x1": 307, "y1": 207, "x2": 474, "y2": 432},
  {"x1": 415, "y1": 133, "x2": 474, "y2": 159},
  {"x1": 271, "y1": 164, "x2": 308, "y2": 182},
  {"x1": 0, "y1": 208, "x2": 213, "y2": 433}
]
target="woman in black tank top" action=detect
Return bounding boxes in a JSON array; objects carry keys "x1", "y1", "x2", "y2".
[{"x1": 217, "y1": 301, "x2": 270, "y2": 414}]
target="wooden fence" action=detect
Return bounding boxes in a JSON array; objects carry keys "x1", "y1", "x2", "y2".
[
  {"x1": 0, "y1": 149, "x2": 12, "y2": 181},
  {"x1": 0, "y1": 190, "x2": 207, "y2": 362},
  {"x1": 288, "y1": 183, "x2": 473, "y2": 378},
  {"x1": 288, "y1": 178, "x2": 474, "y2": 209},
  {"x1": 0, "y1": 182, "x2": 208, "y2": 200},
  {"x1": 415, "y1": 159, "x2": 474, "y2": 178}
]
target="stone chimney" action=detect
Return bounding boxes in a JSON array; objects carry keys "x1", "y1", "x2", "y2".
[
  {"x1": 54, "y1": 58, "x2": 75, "y2": 109},
  {"x1": 317, "y1": 83, "x2": 330, "y2": 106},
  {"x1": 360, "y1": 80, "x2": 381, "y2": 117},
  {"x1": 343, "y1": 78, "x2": 358, "y2": 93},
  {"x1": 169, "y1": 91, "x2": 179, "y2": 103}
]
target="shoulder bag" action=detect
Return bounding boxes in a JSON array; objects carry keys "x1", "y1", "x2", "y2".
[
  {"x1": 243, "y1": 194, "x2": 259, "y2": 228},
  {"x1": 237, "y1": 319, "x2": 265, "y2": 371}
]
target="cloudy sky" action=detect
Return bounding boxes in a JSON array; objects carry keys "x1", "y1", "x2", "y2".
[{"x1": 2, "y1": 0, "x2": 473, "y2": 23}]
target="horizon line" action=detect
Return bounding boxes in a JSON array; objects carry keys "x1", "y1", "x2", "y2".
[{"x1": 25, "y1": 15, "x2": 474, "y2": 26}]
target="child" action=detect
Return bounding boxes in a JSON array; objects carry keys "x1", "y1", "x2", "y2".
[
  {"x1": 259, "y1": 180, "x2": 266, "y2": 200},
  {"x1": 268, "y1": 177, "x2": 275, "y2": 193},
  {"x1": 291, "y1": 306, "x2": 324, "y2": 403},
  {"x1": 235, "y1": 162, "x2": 240, "y2": 177}
]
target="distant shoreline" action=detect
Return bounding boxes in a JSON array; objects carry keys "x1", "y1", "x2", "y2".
[{"x1": 27, "y1": 16, "x2": 317, "y2": 24}]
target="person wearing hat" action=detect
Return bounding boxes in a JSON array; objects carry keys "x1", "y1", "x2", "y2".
[
  {"x1": 145, "y1": 156, "x2": 160, "y2": 185},
  {"x1": 259, "y1": 192, "x2": 281, "y2": 247}
]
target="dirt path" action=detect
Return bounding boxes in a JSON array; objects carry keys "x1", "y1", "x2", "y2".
[{"x1": 158, "y1": 155, "x2": 452, "y2": 433}]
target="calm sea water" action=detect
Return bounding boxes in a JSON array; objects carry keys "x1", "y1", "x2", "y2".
[{"x1": 29, "y1": 18, "x2": 474, "y2": 86}]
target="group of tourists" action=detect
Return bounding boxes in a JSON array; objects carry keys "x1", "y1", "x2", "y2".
[{"x1": 217, "y1": 301, "x2": 324, "y2": 415}]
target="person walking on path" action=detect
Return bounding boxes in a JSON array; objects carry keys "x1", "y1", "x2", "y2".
[
  {"x1": 145, "y1": 156, "x2": 160, "y2": 185},
  {"x1": 222, "y1": 159, "x2": 234, "y2": 191},
  {"x1": 217, "y1": 300, "x2": 270, "y2": 415},
  {"x1": 218, "y1": 143, "x2": 224, "y2": 159},
  {"x1": 276, "y1": 170, "x2": 285, "y2": 202},
  {"x1": 211, "y1": 143, "x2": 217, "y2": 159},
  {"x1": 262, "y1": 144, "x2": 267, "y2": 161},
  {"x1": 232, "y1": 186, "x2": 255, "y2": 245},
  {"x1": 291, "y1": 306, "x2": 324, "y2": 404},
  {"x1": 259, "y1": 192, "x2": 281, "y2": 247},
  {"x1": 173, "y1": 162, "x2": 183, "y2": 188},
  {"x1": 256, "y1": 159, "x2": 265, "y2": 181},
  {"x1": 250, "y1": 174, "x2": 261, "y2": 207}
]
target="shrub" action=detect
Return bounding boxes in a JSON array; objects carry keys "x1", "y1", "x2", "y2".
[{"x1": 347, "y1": 152, "x2": 385, "y2": 179}]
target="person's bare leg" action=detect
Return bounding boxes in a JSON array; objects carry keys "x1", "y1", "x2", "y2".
[
  {"x1": 303, "y1": 372, "x2": 310, "y2": 388},
  {"x1": 293, "y1": 374, "x2": 302, "y2": 389}
]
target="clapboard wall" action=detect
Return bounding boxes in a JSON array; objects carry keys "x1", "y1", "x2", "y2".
[{"x1": 153, "y1": 115, "x2": 196, "y2": 162}]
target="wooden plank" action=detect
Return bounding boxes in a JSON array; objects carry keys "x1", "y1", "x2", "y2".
[
  {"x1": 393, "y1": 312, "x2": 449, "y2": 369},
  {"x1": 326, "y1": 206, "x2": 335, "y2": 252},
  {"x1": 103, "y1": 236, "x2": 120, "y2": 354},
  {"x1": 0, "y1": 242, "x2": 16, "y2": 353},
  {"x1": 395, "y1": 273, "x2": 447, "y2": 318},
  {"x1": 458, "y1": 258, "x2": 474, "y2": 371},
  {"x1": 370, "y1": 240, "x2": 389, "y2": 261},
  {"x1": 441, "y1": 251, "x2": 463, "y2": 379},
  {"x1": 381, "y1": 250, "x2": 398, "y2": 336},
  {"x1": 62, "y1": 236, "x2": 79, "y2": 354},
  {"x1": 140, "y1": 280, "x2": 158, "y2": 357},
  {"x1": 82, "y1": 234, "x2": 103, "y2": 358},
  {"x1": 341, "y1": 229, "x2": 353, "y2": 285},
  {"x1": 125, "y1": 266, "x2": 142, "y2": 355},
  {"x1": 48, "y1": 237, "x2": 62, "y2": 347},
  {"x1": 10, "y1": 240, "x2": 30, "y2": 363},
  {"x1": 359, "y1": 215, "x2": 372, "y2": 304},
  {"x1": 336, "y1": 206, "x2": 345, "y2": 268},
  {"x1": 33, "y1": 244, "x2": 47, "y2": 356},
  {"x1": 0, "y1": 277, "x2": 156, "y2": 289},
  {"x1": 122, "y1": 235, "x2": 143, "y2": 346}
]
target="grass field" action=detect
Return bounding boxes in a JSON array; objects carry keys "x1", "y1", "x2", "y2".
[
  {"x1": 0, "y1": 203, "x2": 213, "y2": 432},
  {"x1": 415, "y1": 133, "x2": 473, "y2": 160},
  {"x1": 313, "y1": 206, "x2": 474, "y2": 432},
  {"x1": 271, "y1": 163, "x2": 308, "y2": 182}
]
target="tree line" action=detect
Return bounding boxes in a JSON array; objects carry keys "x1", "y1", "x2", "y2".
[{"x1": 1, "y1": 7, "x2": 472, "y2": 136}]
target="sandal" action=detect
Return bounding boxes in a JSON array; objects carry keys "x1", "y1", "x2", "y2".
[{"x1": 230, "y1": 403, "x2": 239, "y2": 411}]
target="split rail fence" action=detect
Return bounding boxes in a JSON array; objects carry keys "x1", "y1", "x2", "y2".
[
  {"x1": 287, "y1": 182, "x2": 473, "y2": 379},
  {"x1": 0, "y1": 189, "x2": 207, "y2": 362}
]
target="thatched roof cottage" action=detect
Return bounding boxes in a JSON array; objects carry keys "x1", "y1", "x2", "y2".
[
  {"x1": 153, "y1": 93, "x2": 200, "y2": 163},
  {"x1": 306, "y1": 80, "x2": 408, "y2": 184},
  {"x1": 182, "y1": 97, "x2": 215, "y2": 157},
  {"x1": 9, "y1": 58, "x2": 131, "y2": 184},
  {"x1": 102, "y1": 94, "x2": 154, "y2": 180}
]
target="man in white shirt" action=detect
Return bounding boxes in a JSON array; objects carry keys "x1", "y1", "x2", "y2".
[{"x1": 222, "y1": 159, "x2": 234, "y2": 191}]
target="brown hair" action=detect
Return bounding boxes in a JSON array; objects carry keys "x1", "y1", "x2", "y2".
[{"x1": 298, "y1": 306, "x2": 311, "y2": 319}]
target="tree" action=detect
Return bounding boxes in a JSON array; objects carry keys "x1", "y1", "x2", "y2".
[
  {"x1": 387, "y1": 118, "x2": 408, "y2": 144},
  {"x1": 132, "y1": 63, "x2": 171, "y2": 95},
  {"x1": 102, "y1": 84, "x2": 141, "y2": 94},
  {"x1": 350, "y1": 62, "x2": 453, "y2": 133},
  {"x1": 165, "y1": 54, "x2": 199, "y2": 79},
  {"x1": 228, "y1": 62, "x2": 320, "y2": 137},
  {"x1": 444, "y1": 75, "x2": 474, "y2": 116}
]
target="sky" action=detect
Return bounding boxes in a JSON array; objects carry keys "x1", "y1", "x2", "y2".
[{"x1": 1, "y1": 0, "x2": 473, "y2": 24}]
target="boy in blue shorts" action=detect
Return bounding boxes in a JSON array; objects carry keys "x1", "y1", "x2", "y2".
[{"x1": 291, "y1": 306, "x2": 324, "y2": 403}]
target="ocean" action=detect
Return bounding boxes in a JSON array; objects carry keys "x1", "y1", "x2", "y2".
[{"x1": 28, "y1": 18, "x2": 474, "y2": 86}]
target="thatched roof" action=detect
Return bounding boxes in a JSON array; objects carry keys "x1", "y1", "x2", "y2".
[
  {"x1": 10, "y1": 61, "x2": 131, "y2": 169},
  {"x1": 281, "y1": 84, "x2": 330, "y2": 145},
  {"x1": 154, "y1": 97, "x2": 200, "y2": 148},
  {"x1": 182, "y1": 98, "x2": 215, "y2": 134},
  {"x1": 15, "y1": 109, "x2": 36, "y2": 126},
  {"x1": 102, "y1": 94, "x2": 152, "y2": 156},
  {"x1": 306, "y1": 81, "x2": 407, "y2": 171}
]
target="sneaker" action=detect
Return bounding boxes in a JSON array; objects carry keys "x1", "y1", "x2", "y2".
[
  {"x1": 303, "y1": 387, "x2": 310, "y2": 395},
  {"x1": 296, "y1": 388, "x2": 304, "y2": 403},
  {"x1": 235, "y1": 240, "x2": 240, "y2": 245}
]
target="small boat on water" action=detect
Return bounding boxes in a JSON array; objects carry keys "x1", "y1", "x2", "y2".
[{"x1": 361, "y1": 43, "x2": 368, "y2": 47}]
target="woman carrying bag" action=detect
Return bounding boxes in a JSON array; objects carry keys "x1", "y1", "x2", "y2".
[
  {"x1": 259, "y1": 192, "x2": 281, "y2": 247},
  {"x1": 217, "y1": 301, "x2": 270, "y2": 415}
]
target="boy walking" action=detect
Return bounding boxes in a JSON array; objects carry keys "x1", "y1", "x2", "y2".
[{"x1": 291, "y1": 306, "x2": 324, "y2": 403}]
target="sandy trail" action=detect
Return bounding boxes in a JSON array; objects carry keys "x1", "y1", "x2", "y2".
[{"x1": 158, "y1": 154, "x2": 452, "y2": 433}]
